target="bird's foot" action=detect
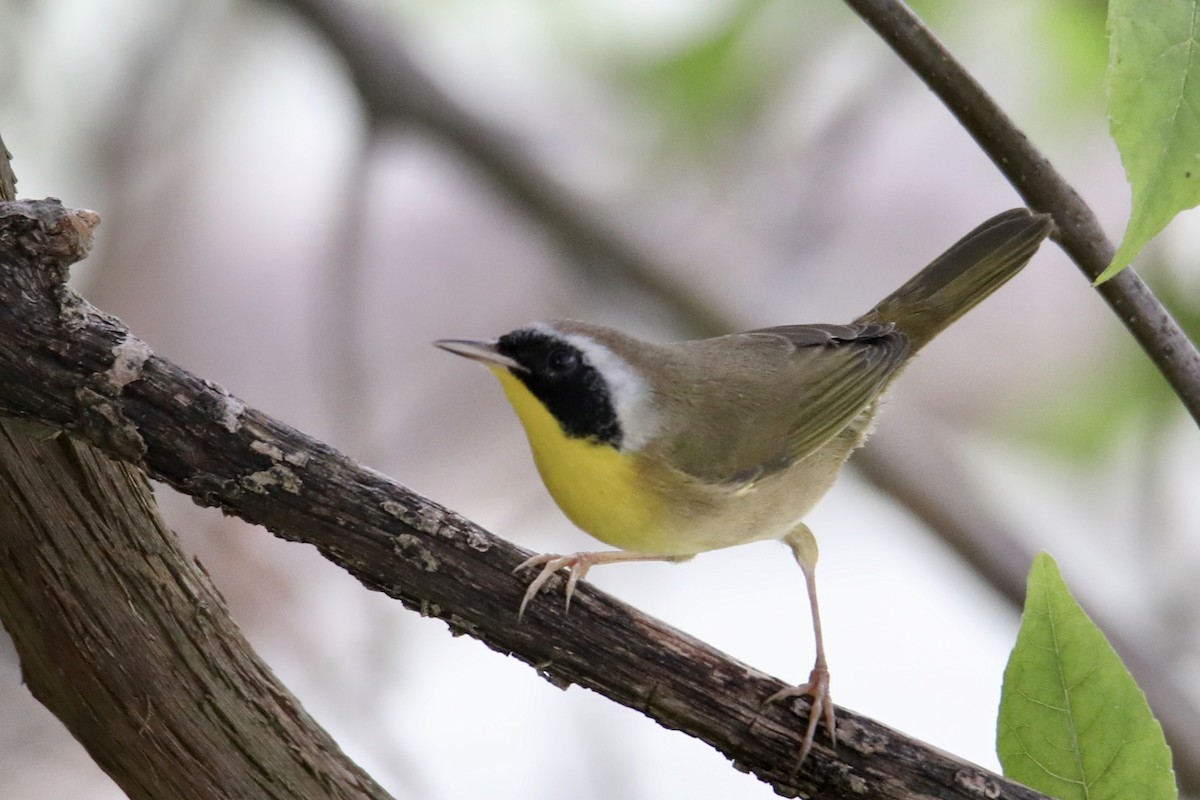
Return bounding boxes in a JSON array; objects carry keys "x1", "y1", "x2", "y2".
[
  {"x1": 514, "y1": 550, "x2": 692, "y2": 619},
  {"x1": 513, "y1": 551, "x2": 598, "y2": 619},
  {"x1": 762, "y1": 665, "x2": 836, "y2": 765}
]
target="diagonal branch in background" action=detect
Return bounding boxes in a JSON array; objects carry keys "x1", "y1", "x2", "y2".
[
  {"x1": 270, "y1": 0, "x2": 730, "y2": 339},
  {"x1": 0, "y1": 197, "x2": 1058, "y2": 800},
  {"x1": 843, "y1": 0, "x2": 1200, "y2": 426}
]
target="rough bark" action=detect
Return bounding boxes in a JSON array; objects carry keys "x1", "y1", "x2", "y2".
[
  {"x1": 0, "y1": 428, "x2": 392, "y2": 800},
  {"x1": 0, "y1": 197, "x2": 393, "y2": 800},
  {"x1": 0, "y1": 196, "x2": 1053, "y2": 799}
]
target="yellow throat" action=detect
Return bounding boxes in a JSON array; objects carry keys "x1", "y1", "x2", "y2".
[{"x1": 490, "y1": 367, "x2": 663, "y2": 551}]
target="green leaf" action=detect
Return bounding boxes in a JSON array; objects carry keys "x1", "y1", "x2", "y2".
[
  {"x1": 997, "y1": 553, "x2": 1176, "y2": 800},
  {"x1": 1102, "y1": 0, "x2": 1200, "y2": 283}
]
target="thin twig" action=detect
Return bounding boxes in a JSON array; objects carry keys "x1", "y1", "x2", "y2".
[{"x1": 843, "y1": 0, "x2": 1200, "y2": 426}]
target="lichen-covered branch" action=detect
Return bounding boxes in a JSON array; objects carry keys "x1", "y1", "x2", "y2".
[{"x1": 0, "y1": 197, "x2": 1053, "y2": 799}]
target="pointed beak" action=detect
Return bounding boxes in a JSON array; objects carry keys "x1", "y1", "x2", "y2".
[{"x1": 433, "y1": 338, "x2": 524, "y2": 371}]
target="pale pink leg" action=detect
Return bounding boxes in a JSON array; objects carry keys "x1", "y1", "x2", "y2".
[{"x1": 764, "y1": 523, "x2": 836, "y2": 765}]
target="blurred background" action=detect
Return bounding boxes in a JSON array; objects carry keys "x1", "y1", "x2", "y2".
[{"x1": 2, "y1": 0, "x2": 1199, "y2": 797}]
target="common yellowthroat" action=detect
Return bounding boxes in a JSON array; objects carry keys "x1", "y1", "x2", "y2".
[{"x1": 436, "y1": 208, "x2": 1052, "y2": 762}]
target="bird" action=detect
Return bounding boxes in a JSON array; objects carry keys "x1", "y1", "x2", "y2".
[{"x1": 435, "y1": 208, "x2": 1053, "y2": 764}]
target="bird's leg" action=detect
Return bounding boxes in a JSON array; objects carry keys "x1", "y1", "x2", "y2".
[
  {"x1": 763, "y1": 523, "x2": 836, "y2": 765},
  {"x1": 514, "y1": 550, "x2": 692, "y2": 619}
]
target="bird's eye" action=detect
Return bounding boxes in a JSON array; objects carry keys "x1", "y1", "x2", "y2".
[{"x1": 545, "y1": 347, "x2": 579, "y2": 375}]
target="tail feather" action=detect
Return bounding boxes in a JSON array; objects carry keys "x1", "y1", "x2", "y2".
[{"x1": 857, "y1": 209, "x2": 1053, "y2": 350}]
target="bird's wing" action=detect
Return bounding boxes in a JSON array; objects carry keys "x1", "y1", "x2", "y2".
[{"x1": 656, "y1": 323, "x2": 910, "y2": 487}]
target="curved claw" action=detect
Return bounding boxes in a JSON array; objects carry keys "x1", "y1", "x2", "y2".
[
  {"x1": 513, "y1": 550, "x2": 689, "y2": 620},
  {"x1": 761, "y1": 666, "x2": 836, "y2": 766},
  {"x1": 514, "y1": 552, "x2": 595, "y2": 619}
]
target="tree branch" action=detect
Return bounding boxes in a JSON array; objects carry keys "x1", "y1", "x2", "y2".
[
  {"x1": 842, "y1": 0, "x2": 1200, "y2": 426},
  {"x1": 0, "y1": 131, "x2": 392, "y2": 798},
  {"x1": 0, "y1": 197, "x2": 1054, "y2": 799},
  {"x1": 0, "y1": 428, "x2": 394, "y2": 800},
  {"x1": 269, "y1": 0, "x2": 731, "y2": 338}
]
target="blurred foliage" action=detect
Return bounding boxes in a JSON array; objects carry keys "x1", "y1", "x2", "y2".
[
  {"x1": 911, "y1": 0, "x2": 1108, "y2": 120},
  {"x1": 1033, "y1": 0, "x2": 1108, "y2": 117},
  {"x1": 551, "y1": 0, "x2": 854, "y2": 157},
  {"x1": 610, "y1": 0, "x2": 784, "y2": 151},
  {"x1": 1012, "y1": 260, "x2": 1200, "y2": 462}
]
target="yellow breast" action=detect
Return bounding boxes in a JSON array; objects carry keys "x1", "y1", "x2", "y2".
[{"x1": 491, "y1": 368, "x2": 665, "y2": 552}]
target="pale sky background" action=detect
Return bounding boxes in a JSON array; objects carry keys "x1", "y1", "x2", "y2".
[{"x1": 2, "y1": 0, "x2": 1199, "y2": 798}]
